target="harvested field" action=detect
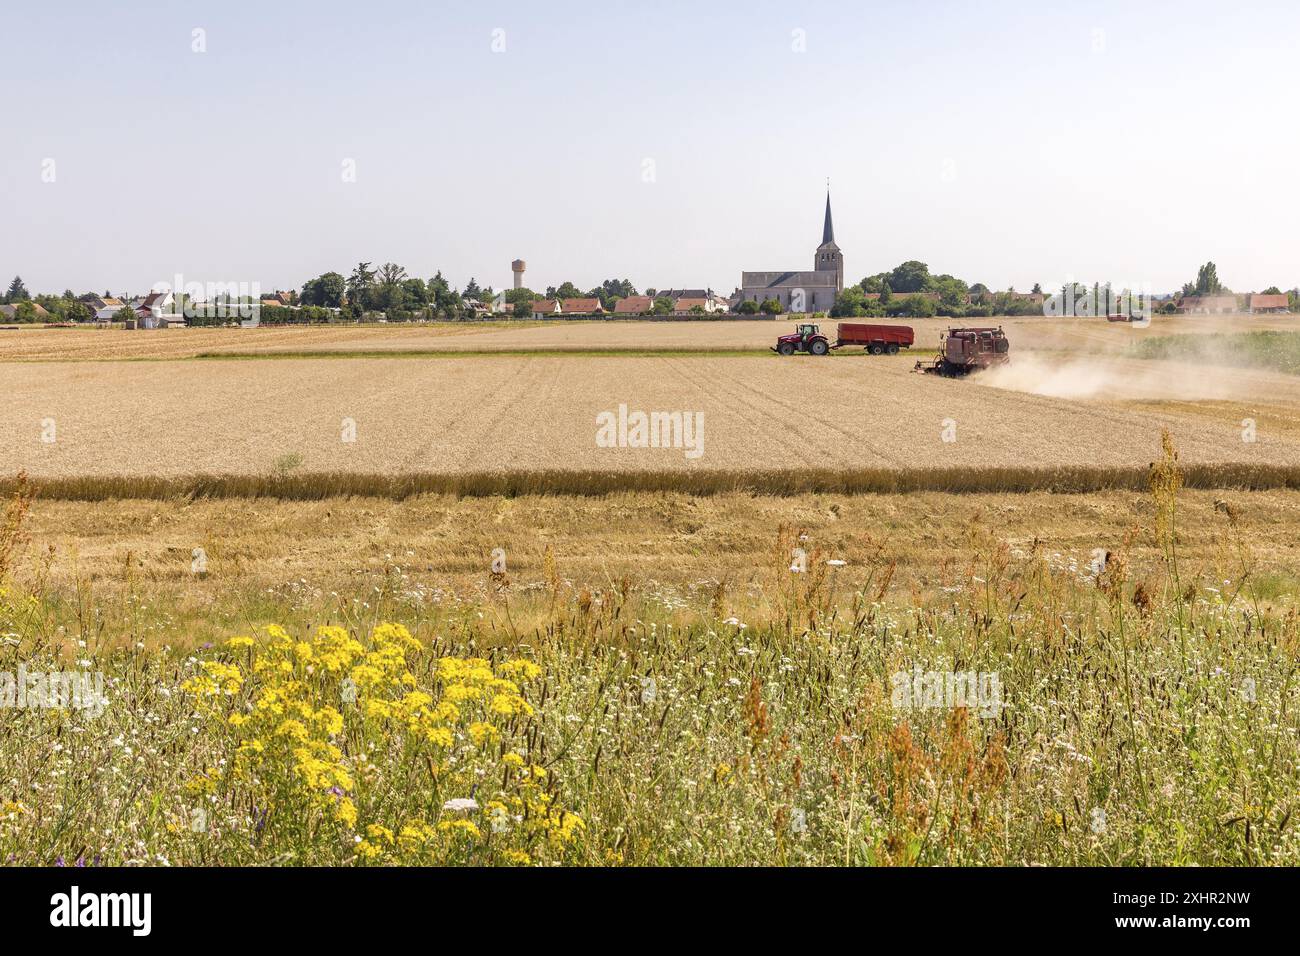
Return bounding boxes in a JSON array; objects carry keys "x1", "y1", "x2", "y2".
[{"x1": 2, "y1": 354, "x2": 1295, "y2": 484}]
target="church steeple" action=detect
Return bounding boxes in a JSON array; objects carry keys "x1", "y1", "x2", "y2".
[{"x1": 814, "y1": 186, "x2": 843, "y2": 292}]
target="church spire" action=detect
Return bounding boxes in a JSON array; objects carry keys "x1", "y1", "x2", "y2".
[{"x1": 822, "y1": 188, "x2": 835, "y2": 245}]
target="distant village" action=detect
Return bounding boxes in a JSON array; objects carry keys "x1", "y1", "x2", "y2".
[{"x1": 2, "y1": 194, "x2": 1294, "y2": 328}]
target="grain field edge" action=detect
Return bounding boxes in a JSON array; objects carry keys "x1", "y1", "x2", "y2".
[{"x1": 7, "y1": 462, "x2": 1300, "y2": 500}]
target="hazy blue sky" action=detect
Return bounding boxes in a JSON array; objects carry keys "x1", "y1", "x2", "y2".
[{"x1": 2, "y1": 0, "x2": 1297, "y2": 298}]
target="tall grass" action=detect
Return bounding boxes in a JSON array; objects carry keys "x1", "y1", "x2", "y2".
[{"x1": 0, "y1": 433, "x2": 1298, "y2": 865}]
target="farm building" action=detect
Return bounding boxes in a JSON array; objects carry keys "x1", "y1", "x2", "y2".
[
  {"x1": 86, "y1": 296, "x2": 127, "y2": 320},
  {"x1": 0, "y1": 302, "x2": 50, "y2": 320},
  {"x1": 1249, "y1": 293, "x2": 1290, "y2": 313},
  {"x1": 1177, "y1": 294, "x2": 1238, "y2": 314}
]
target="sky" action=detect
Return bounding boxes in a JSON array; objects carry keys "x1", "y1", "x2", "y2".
[{"x1": 2, "y1": 0, "x2": 1298, "y2": 299}]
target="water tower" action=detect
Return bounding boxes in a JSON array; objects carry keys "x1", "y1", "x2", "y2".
[{"x1": 511, "y1": 259, "x2": 526, "y2": 290}]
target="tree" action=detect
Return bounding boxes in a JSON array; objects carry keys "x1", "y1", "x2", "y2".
[
  {"x1": 651, "y1": 296, "x2": 674, "y2": 315},
  {"x1": 592, "y1": 278, "x2": 638, "y2": 309},
  {"x1": 1262, "y1": 286, "x2": 1282, "y2": 295},
  {"x1": 347, "y1": 262, "x2": 377, "y2": 310},
  {"x1": 1031, "y1": 283, "x2": 1043, "y2": 294},
  {"x1": 374, "y1": 263, "x2": 409, "y2": 311},
  {"x1": 892, "y1": 294, "x2": 936, "y2": 318},
  {"x1": 736, "y1": 299, "x2": 759, "y2": 315},
  {"x1": 830, "y1": 287, "x2": 868, "y2": 318},
  {"x1": 112, "y1": 305, "x2": 136, "y2": 324},
  {"x1": 5, "y1": 276, "x2": 29, "y2": 302},
  {"x1": 301, "y1": 271, "x2": 345, "y2": 308},
  {"x1": 759, "y1": 297, "x2": 784, "y2": 315},
  {"x1": 886, "y1": 260, "x2": 930, "y2": 294},
  {"x1": 1189, "y1": 261, "x2": 1226, "y2": 296},
  {"x1": 427, "y1": 272, "x2": 464, "y2": 320},
  {"x1": 65, "y1": 300, "x2": 92, "y2": 323},
  {"x1": 463, "y1": 278, "x2": 482, "y2": 301}
]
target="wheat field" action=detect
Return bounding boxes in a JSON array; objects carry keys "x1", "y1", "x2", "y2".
[{"x1": 2, "y1": 353, "x2": 1294, "y2": 481}]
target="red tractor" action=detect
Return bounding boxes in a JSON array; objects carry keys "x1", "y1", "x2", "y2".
[
  {"x1": 772, "y1": 322, "x2": 915, "y2": 356},
  {"x1": 914, "y1": 327, "x2": 1009, "y2": 377},
  {"x1": 773, "y1": 323, "x2": 831, "y2": 355}
]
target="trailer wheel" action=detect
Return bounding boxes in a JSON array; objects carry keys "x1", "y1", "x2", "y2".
[
  {"x1": 887, "y1": 343, "x2": 899, "y2": 354},
  {"x1": 868, "y1": 343, "x2": 884, "y2": 355},
  {"x1": 809, "y1": 339, "x2": 829, "y2": 355},
  {"x1": 777, "y1": 342, "x2": 795, "y2": 356}
]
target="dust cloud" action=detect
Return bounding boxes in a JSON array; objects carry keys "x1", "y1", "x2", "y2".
[{"x1": 978, "y1": 351, "x2": 1261, "y2": 402}]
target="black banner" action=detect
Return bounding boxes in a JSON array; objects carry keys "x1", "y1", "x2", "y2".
[{"x1": 0, "y1": 866, "x2": 1275, "y2": 941}]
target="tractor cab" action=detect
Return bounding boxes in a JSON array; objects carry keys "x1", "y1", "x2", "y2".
[{"x1": 796, "y1": 323, "x2": 820, "y2": 339}]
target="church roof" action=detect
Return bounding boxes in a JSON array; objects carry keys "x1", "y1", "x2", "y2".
[
  {"x1": 822, "y1": 190, "x2": 834, "y2": 245},
  {"x1": 741, "y1": 270, "x2": 838, "y2": 289}
]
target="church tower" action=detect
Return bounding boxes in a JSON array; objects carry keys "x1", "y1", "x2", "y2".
[{"x1": 814, "y1": 190, "x2": 844, "y2": 292}]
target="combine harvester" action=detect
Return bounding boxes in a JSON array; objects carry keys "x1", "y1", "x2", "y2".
[
  {"x1": 913, "y1": 327, "x2": 1010, "y2": 377},
  {"x1": 772, "y1": 322, "x2": 915, "y2": 356}
]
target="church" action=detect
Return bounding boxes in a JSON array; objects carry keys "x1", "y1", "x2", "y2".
[{"x1": 739, "y1": 191, "x2": 843, "y2": 313}]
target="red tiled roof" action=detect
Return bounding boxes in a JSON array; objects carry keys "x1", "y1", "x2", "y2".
[
  {"x1": 1251, "y1": 293, "x2": 1289, "y2": 310},
  {"x1": 613, "y1": 296, "x2": 653, "y2": 313}
]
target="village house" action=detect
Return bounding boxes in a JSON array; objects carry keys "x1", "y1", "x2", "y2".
[
  {"x1": 129, "y1": 291, "x2": 183, "y2": 328},
  {"x1": 613, "y1": 295, "x2": 654, "y2": 315},
  {"x1": 671, "y1": 297, "x2": 713, "y2": 315},
  {"x1": 530, "y1": 298, "x2": 605, "y2": 319},
  {"x1": 653, "y1": 289, "x2": 730, "y2": 313}
]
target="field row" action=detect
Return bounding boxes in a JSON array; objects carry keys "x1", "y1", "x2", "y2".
[{"x1": 3, "y1": 314, "x2": 1297, "y2": 361}]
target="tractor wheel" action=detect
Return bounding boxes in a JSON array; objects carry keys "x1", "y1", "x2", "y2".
[
  {"x1": 887, "y1": 343, "x2": 899, "y2": 354},
  {"x1": 778, "y1": 342, "x2": 795, "y2": 356},
  {"x1": 868, "y1": 343, "x2": 884, "y2": 355},
  {"x1": 809, "y1": 339, "x2": 829, "y2": 356}
]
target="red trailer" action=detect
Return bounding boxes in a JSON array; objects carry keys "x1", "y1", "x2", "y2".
[{"x1": 833, "y1": 323, "x2": 915, "y2": 354}]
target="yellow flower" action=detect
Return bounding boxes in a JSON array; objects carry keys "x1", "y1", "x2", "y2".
[
  {"x1": 489, "y1": 693, "x2": 533, "y2": 717},
  {"x1": 468, "y1": 721, "x2": 499, "y2": 746},
  {"x1": 499, "y1": 659, "x2": 542, "y2": 682},
  {"x1": 437, "y1": 819, "x2": 482, "y2": 839},
  {"x1": 335, "y1": 797, "x2": 358, "y2": 829}
]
